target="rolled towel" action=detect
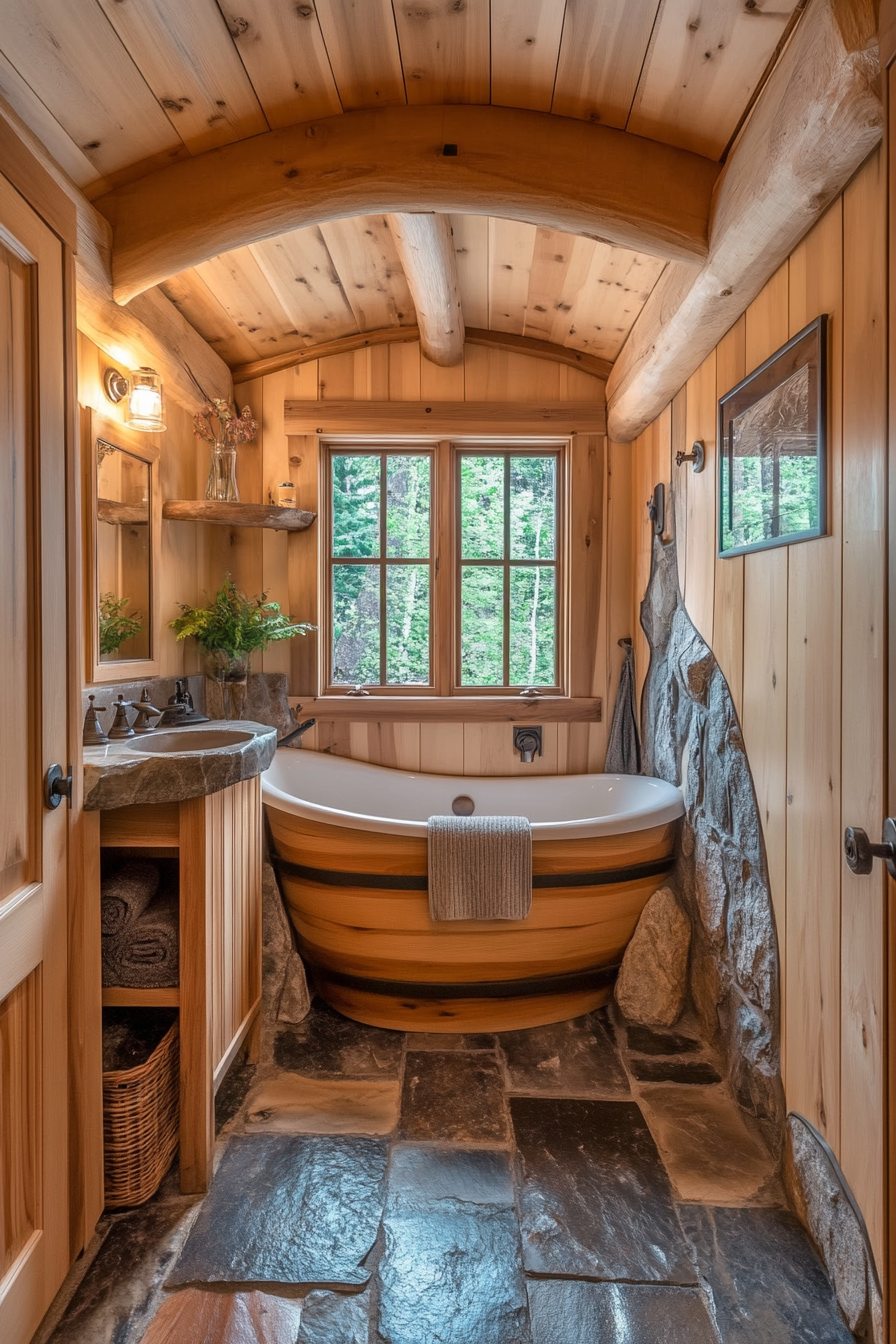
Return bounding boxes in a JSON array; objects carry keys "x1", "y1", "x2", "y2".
[
  {"x1": 101, "y1": 860, "x2": 160, "y2": 939},
  {"x1": 102, "y1": 893, "x2": 180, "y2": 989},
  {"x1": 427, "y1": 814, "x2": 532, "y2": 922}
]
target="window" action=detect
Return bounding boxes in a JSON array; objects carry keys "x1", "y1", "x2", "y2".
[{"x1": 325, "y1": 441, "x2": 564, "y2": 695}]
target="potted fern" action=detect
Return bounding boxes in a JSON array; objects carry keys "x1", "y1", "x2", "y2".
[{"x1": 170, "y1": 577, "x2": 313, "y2": 714}]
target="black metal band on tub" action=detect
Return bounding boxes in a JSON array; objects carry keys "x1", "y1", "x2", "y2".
[
  {"x1": 270, "y1": 853, "x2": 672, "y2": 891},
  {"x1": 308, "y1": 960, "x2": 621, "y2": 1001}
]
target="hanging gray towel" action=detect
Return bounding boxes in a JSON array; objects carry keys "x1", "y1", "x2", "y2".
[
  {"x1": 100, "y1": 860, "x2": 160, "y2": 938},
  {"x1": 427, "y1": 815, "x2": 532, "y2": 922},
  {"x1": 605, "y1": 642, "x2": 641, "y2": 774}
]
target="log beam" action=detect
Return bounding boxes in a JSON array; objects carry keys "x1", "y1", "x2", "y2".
[
  {"x1": 386, "y1": 213, "x2": 464, "y2": 367},
  {"x1": 0, "y1": 97, "x2": 232, "y2": 412},
  {"x1": 230, "y1": 327, "x2": 612, "y2": 385},
  {"x1": 606, "y1": 0, "x2": 882, "y2": 443},
  {"x1": 94, "y1": 105, "x2": 720, "y2": 304}
]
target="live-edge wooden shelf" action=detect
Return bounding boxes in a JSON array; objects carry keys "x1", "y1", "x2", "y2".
[
  {"x1": 163, "y1": 499, "x2": 316, "y2": 531},
  {"x1": 102, "y1": 986, "x2": 179, "y2": 1008}
]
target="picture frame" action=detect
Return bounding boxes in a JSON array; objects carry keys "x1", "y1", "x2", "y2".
[{"x1": 718, "y1": 315, "x2": 828, "y2": 558}]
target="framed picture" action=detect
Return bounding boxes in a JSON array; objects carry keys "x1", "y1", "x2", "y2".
[{"x1": 718, "y1": 315, "x2": 828, "y2": 558}]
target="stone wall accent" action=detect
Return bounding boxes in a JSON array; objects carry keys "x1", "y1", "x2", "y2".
[
  {"x1": 784, "y1": 1113, "x2": 883, "y2": 1344},
  {"x1": 206, "y1": 671, "x2": 294, "y2": 735},
  {"x1": 639, "y1": 531, "x2": 784, "y2": 1125},
  {"x1": 615, "y1": 887, "x2": 690, "y2": 1027}
]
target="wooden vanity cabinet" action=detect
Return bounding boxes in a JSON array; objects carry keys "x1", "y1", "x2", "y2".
[{"x1": 87, "y1": 775, "x2": 262, "y2": 1193}]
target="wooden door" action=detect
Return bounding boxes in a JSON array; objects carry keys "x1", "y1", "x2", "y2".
[{"x1": 0, "y1": 174, "x2": 70, "y2": 1342}]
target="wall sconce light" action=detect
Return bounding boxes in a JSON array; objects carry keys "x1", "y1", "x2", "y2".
[{"x1": 102, "y1": 365, "x2": 166, "y2": 432}]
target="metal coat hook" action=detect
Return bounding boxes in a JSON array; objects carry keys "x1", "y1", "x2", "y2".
[
  {"x1": 646, "y1": 483, "x2": 665, "y2": 536},
  {"x1": 676, "y1": 440, "x2": 705, "y2": 473}
]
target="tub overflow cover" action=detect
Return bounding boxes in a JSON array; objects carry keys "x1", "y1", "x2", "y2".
[{"x1": 452, "y1": 795, "x2": 475, "y2": 816}]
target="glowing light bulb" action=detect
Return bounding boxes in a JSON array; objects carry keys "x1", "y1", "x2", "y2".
[{"x1": 126, "y1": 367, "x2": 166, "y2": 432}]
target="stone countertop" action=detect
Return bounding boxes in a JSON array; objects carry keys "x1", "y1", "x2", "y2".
[{"x1": 83, "y1": 720, "x2": 277, "y2": 811}]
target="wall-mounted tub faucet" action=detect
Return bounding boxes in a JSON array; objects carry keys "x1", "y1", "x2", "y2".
[
  {"x1": 513, "y1": 726, "x2": 542, "y2": 764},
  {"x1": 280, "y1": 716, "x2": 316, "y2": 748}
]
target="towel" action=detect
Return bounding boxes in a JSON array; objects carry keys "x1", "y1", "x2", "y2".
[
  {"x1": 605, "y1": 642, "x2": 641, "y2": 775},
  {"x1": 427, "y1": 815, "x2": 532, "y2": 922},
  {"x1": 102, "y1": 892, "x2": 180, "y2": 988},
  {"x1": 100, "y1": 860, "x2": 160, "y2": 938}
]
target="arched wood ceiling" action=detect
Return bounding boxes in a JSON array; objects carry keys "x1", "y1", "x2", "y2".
[
  {"x1": 0, "y1": 0, "x2": 800, "y2": 198},
  {"x1": 161, "y1": 212, "x2": 667, "y2": 377}
]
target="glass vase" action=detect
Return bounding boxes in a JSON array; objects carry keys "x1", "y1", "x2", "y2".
[{"x1": 205, "y1": 441, "x2": 240, "y2": 502}]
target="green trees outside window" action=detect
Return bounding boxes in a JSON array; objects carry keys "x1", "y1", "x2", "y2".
[{"x1": 328, "y1": 444, "x2": 560, "y2": 691}]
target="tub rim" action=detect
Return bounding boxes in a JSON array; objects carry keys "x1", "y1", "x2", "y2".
[{"x1": 262, "y1": 749, "x2": 684, "y2": 842}]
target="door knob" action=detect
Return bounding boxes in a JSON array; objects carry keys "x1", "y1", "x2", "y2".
[
  {"x1": 45, "y1": 763, "x2": 73, "y2": 810},
  {"x1": 844, "y1": 818, "x2": 896, "y2": 879}
]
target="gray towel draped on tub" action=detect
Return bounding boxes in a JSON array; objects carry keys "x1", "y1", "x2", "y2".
[
  {"x1": 427, "y1": 815, "x2": 532, "y2": 922},
  {"x1": 605, "y1": 640, "x2": 641, "y2": 775}
]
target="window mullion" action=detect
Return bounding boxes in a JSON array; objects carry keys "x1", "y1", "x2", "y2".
[
  {"x1": 380, "y1": 451, "x2": 387, "y2": 686},
  {"x1": 503, "y1": 453, "x2": 510, "y2": 687}
]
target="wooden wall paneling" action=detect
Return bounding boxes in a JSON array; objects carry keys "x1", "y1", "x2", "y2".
[
  {"x1": 671, "y1": 387, "x2": 688, "y2": 598},
  {"x1": 784, "y1": 201, "x2": 843, "y2": 1149},
  {"x1": 419, "y1": 723, "x2": 466, "y2": 775},
  {"x1": 353, "y1": 345, "x2": 391, "y2": 400},
  {"x1": 567, "y1": 434, "x2": 606, "y2": 772},
  {"x1": 740, "y1": 266, "x2": 791, "y2": 1077},
  {"x1": 223, "y1": 375, "x2": 264, "y2": 602},
  {"x1": 313, "y1": 0, "x2": 407, "y2": 110},
  {"x1": 712, "y1": 317, "x2": 746, "y2": 718},
  {"x1": 318, "y1": 351, "x2": 356, "y2": 400},
  {"x1": 463, "y1": 721, "x2": 559, "y2": 775},
  {"x1": 420, "y1": 354, "x2": 465, "y2": 401},
  {"x1": 449, "y1": 215, "x2": 489, "y2": 329},
  {"x1": 388, "y1": 342, "x2": 423, "y2": 401},
  {"x1": 94, "y1": 0, "x2": 268, "y2": 154},
  {"x1": 632, "y1": 420, "x2": 656, "y2": 711},
  {"x1": 626, "y1": 0, "x2": 793, "y2": 159},
  {"x1": 257, "y1": 368, "x2": 292, "y2": 675},
  {"x1": 681, "y1": 351, "x2": 716, "y2": 645},
  {"x1": 287, "y1": 431, "x2": 320, "y2": 694},
  {"x1": 178, "y1": 794, "x2": 213, "y2": 1193},
  {"x1": 488, "y1": 218, "x2": 536, "y2": 335},
  {"x1": 224, "y1": 0, "x2": 342, "y2": 128},
  {"x1": 605, "y1": 436, "x2": 634, "y2": 766},
  {"x1": 490, "y1": 0, "x2": 565, "y2": 112},
  {"x1": 551, "y1": 0, "x2": 662, "y2": 129},
  {"x1": 839, "y1": 150, "x2": 887, "y2": 1270},
  {"x1": 392, "y1": 0, "x2": 490, "y2": 104}
]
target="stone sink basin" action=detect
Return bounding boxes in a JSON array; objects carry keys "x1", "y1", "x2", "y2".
[{"x1": 127, "y1": 728, "x2": 256, "y2": 754}]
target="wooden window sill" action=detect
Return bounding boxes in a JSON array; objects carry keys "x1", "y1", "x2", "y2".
[{"x1": 288, "y1": 696, "x2": 602, "y2": 723}]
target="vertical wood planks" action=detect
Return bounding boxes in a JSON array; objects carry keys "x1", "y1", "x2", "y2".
[
  {"x1": 839, "y1": 150, "x2": 887, "y2": 1268},
  {"x1": 682, "y1": 351, "x2": 716, "y2": 646},
  {"x1": 713, "y1": 317, "x2": 746, "y2": 718},
  {"x1": 784, "y1": 201, "x2": 843, "y2": 1149}
]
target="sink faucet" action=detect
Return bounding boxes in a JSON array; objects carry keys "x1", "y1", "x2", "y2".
[{"x1": 513, "y1": 726, "x2": 543, "y2": 763}]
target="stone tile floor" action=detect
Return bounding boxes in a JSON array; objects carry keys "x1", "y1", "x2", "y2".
[{"x1": 43, "y1": 1001, "x2": 855, "y2": 1344}]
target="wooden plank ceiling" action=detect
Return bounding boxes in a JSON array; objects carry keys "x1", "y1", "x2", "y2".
[{"x1": 0, "y1": 0, "x2": 801, "y2": 373}]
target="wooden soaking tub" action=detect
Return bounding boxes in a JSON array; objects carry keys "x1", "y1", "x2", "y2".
[{"x1": 262, "y1": 751, "x2": 683, "y2": 1032}]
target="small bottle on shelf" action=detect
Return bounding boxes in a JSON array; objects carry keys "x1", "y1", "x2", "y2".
[{"x1": 277, "y1": 481, "x2": 296, "y2": 508}]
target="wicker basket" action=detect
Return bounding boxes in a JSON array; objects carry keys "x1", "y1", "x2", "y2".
[{"x1": 102, "y1": 1018, "x2": 179, "y2": 1208}]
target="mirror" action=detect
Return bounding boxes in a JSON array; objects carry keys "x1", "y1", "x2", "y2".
[
  {"x1": 96, "y1": 439, "x2": 151, "y2": 661},
  {"x1": 88, "y1": 413, "x2": 160, "y2": 680}
]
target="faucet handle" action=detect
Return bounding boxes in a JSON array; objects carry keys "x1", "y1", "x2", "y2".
[{"x1": 108, "y1": 695, "x2": 136, "y2": 739}]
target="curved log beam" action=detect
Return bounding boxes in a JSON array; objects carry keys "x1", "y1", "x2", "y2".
[
  {"x1": 94, "y1": 105, "x2": 720, "y2": 304},
  {"x1": 607, "y1": 0, "x2": 882, "y2": 444},
  {"x1": 229, "y1": 326, "x2": 612, "y2": 385},
  {"x1": 386, "y1": 213, "x2": 464, "y2": 367}
]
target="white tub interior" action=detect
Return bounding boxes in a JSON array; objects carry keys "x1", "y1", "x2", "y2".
[{"x1": 262, "y1": 749, "x2": 684, "y2": 841}]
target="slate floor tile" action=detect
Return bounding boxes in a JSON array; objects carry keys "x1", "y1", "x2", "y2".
[
  {"x1": 399, "y1": 1051, "x2": 509, "y2": 1142},
  {"x1": 215, "y1": 1060, "x2": 257, "y2": 1133},
  {"x1": 140, "y1": 1288, "x2": 303, "y2": 1343},
  {"x1": 498, "y1": 1011, "x2": 629, "y2": 1096},
  {"x1": 680, "y1": 1205, "x2": 854, "y2": 1343},
  {"x1": 48, "y1": 1198, "x2": 200, "y2": 1344},
  {"x1": 527, "y1": 1279, "x2": 719, "y2": 1344},
  {"x1": 243, "y1": 1074, "x2": 400, "y2": 1136},
  {"x1": 168, "y1": 1135, "x2": 389, "y2": 1288},
  {"x1": 274, "y1": 999, "x2": 404, "y2": 1079},
  {"x1": 629, "y1": 1057, "x2": 722, "y2": 1085},
  {"x1": 637, "y1": 1084, "x2": 779, "y2": 1204},
  {"x1": 407, "y1": 1032, "x2": 497, "y2": 1051},
  {"x1": 624, "y1": 1024, "x2": 702, "y2": 1056},
  {"x1": 510, "y1": 1097, "x2": 695, "y2": 1284},
  {"x1": 377, "y1": 1146, "x2": 530, "y2": 1344},
  {"x1": 297, "y1": 1286, "x2": 372, "y2": 1344}
]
